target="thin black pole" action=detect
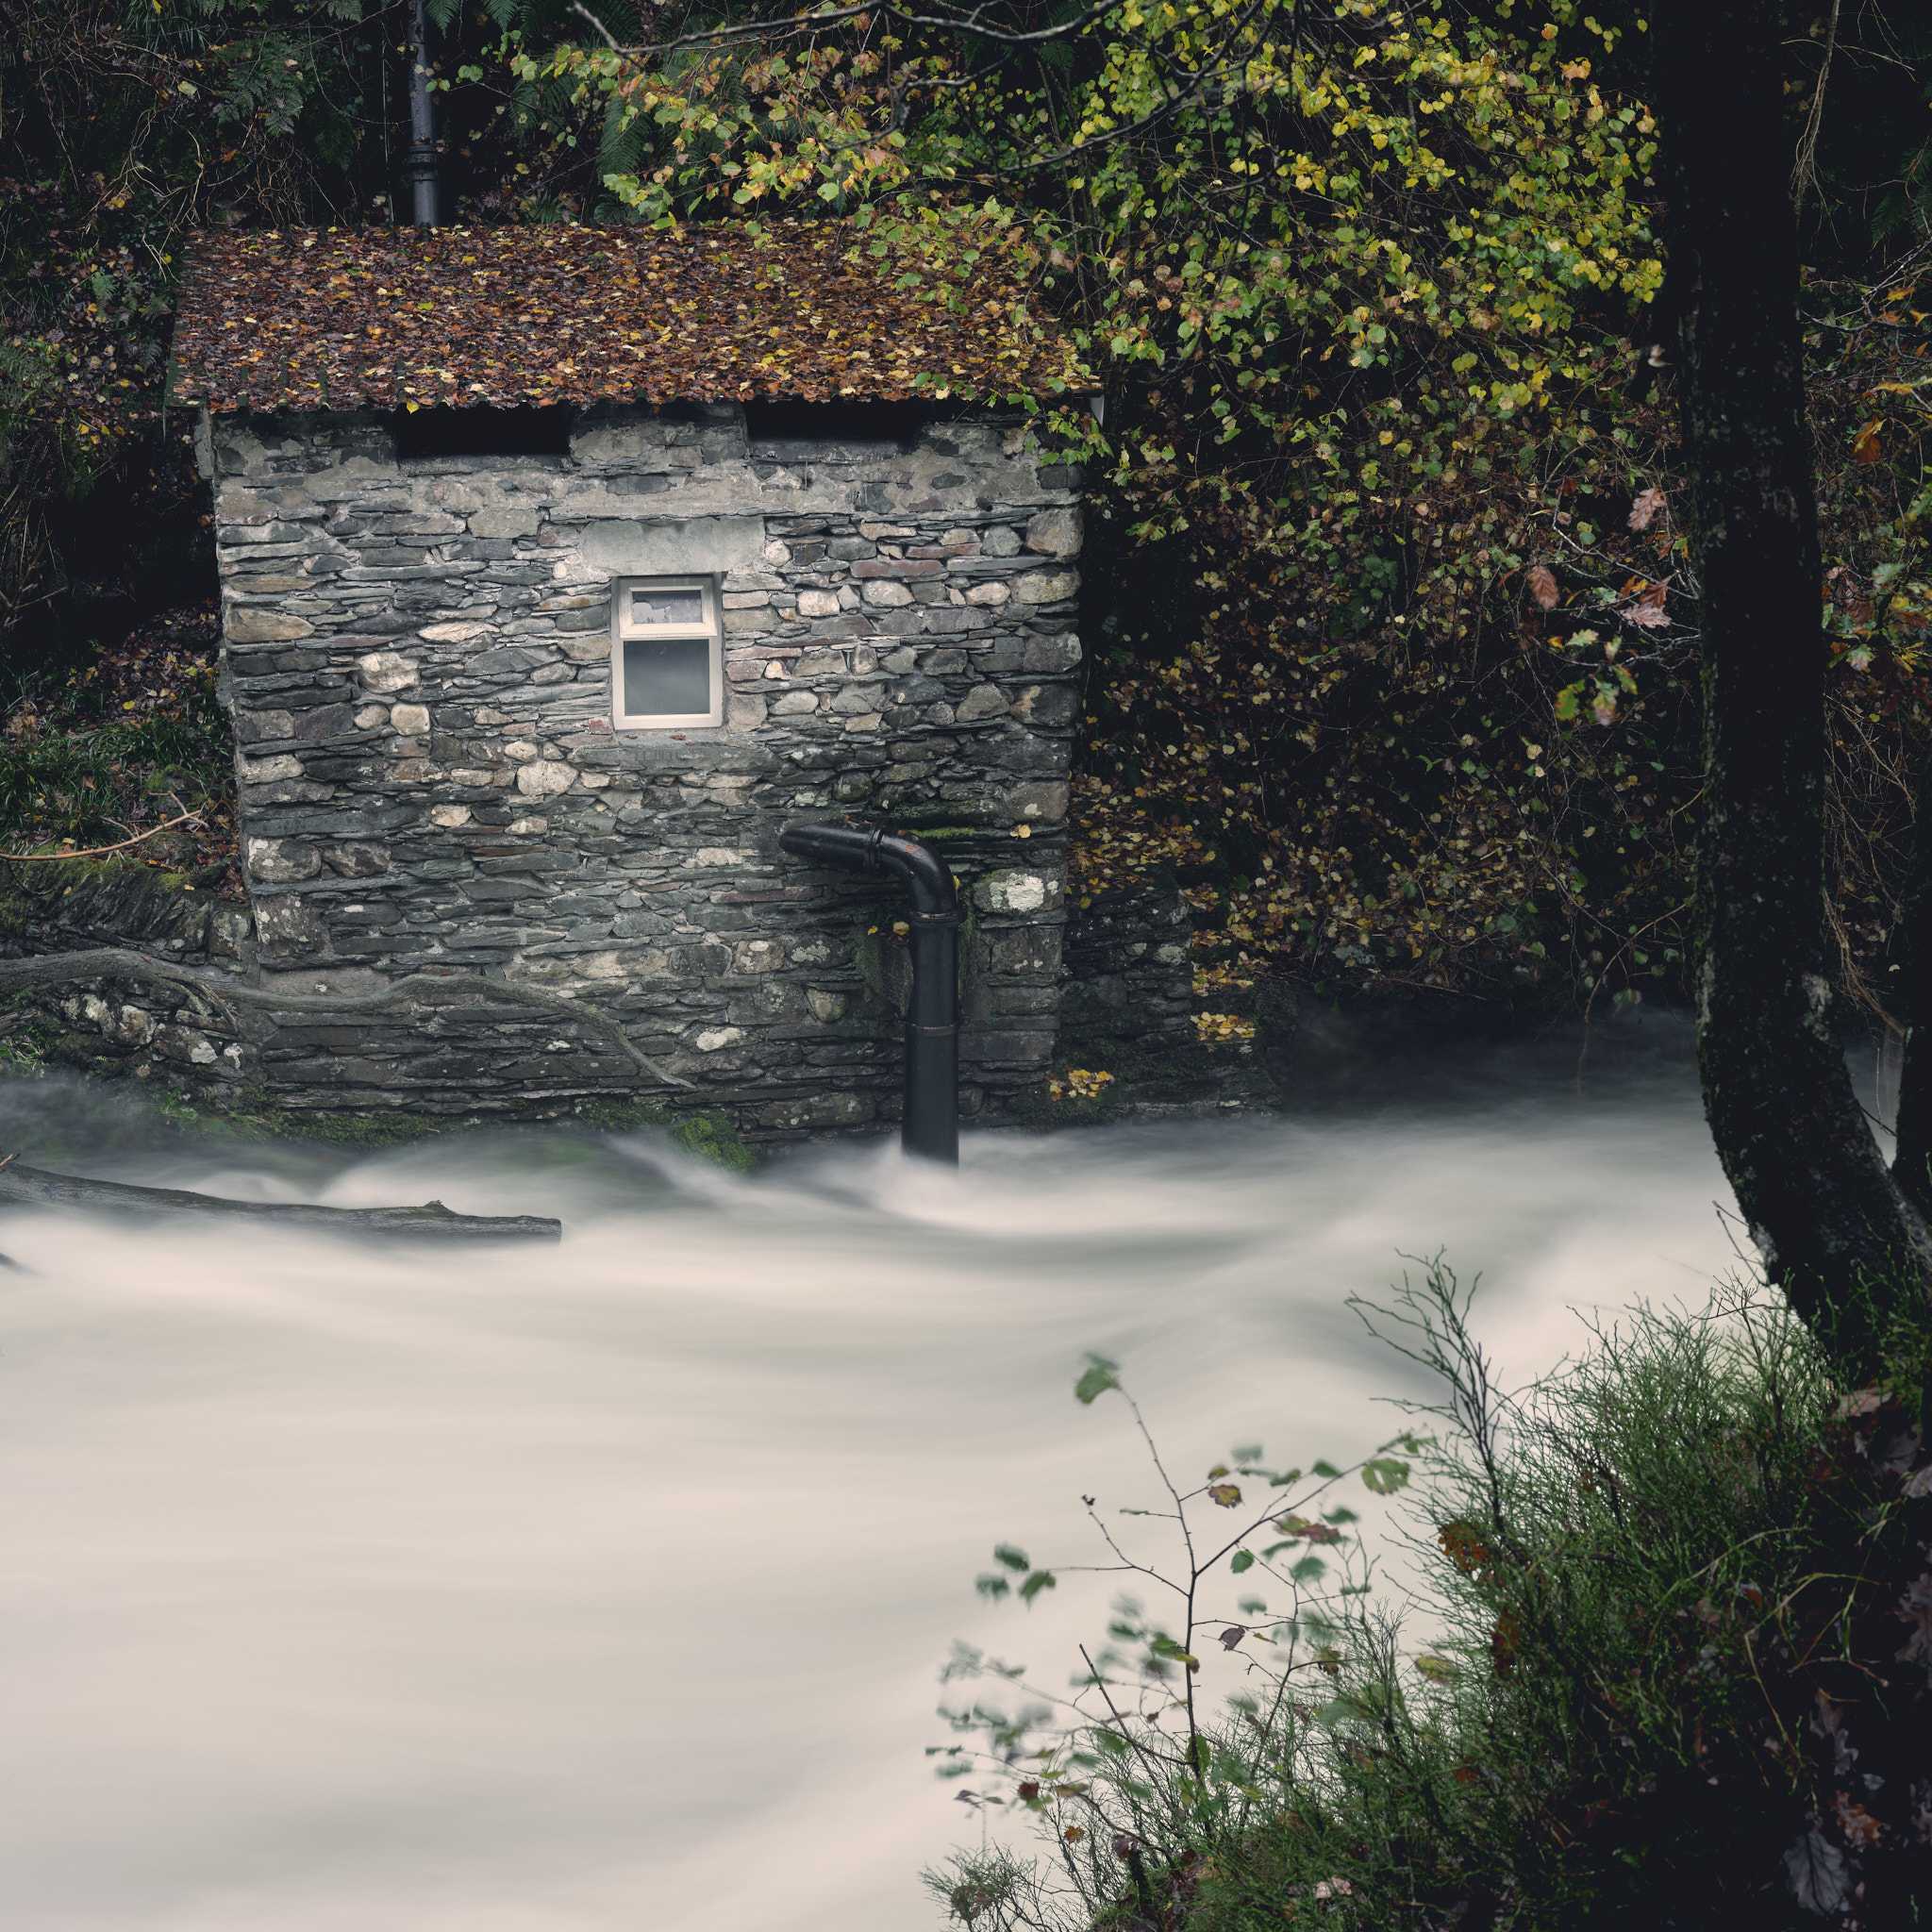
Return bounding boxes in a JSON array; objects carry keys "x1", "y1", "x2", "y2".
[{"x1": 405, "y1": 0, "x2": 441, "y2": 226}]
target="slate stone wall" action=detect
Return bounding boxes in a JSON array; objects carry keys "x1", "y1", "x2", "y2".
[
  {"x1": 201, "y1": 401, "x2": 1084, "y2": 1132},
  {"x1": 1060, "y1": 874, "x2": 1197, "y2": 1061}
]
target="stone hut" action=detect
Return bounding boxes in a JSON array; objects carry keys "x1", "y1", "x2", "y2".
[{"x1": 166, "y1": 223, "x2": 1093, "y2": 1136}]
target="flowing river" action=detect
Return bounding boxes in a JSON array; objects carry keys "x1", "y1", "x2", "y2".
[{"x1": 0, "y1": 1013, "x2": 1852, "y2": 1930}]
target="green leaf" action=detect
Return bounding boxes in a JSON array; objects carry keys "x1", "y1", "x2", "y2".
[
  {"x1": 992, "y1": 1544, "x2": 1032, "y2": 1573},
  {"x1": 1367, "y1": 1460, "x2": 1414, "y2": 1507},
  {"x1": 1019, "y1": 1570, "x2": 1058, "y2": 1605},
  {"x1": 1310, "y1": 1458, "x2": 1341, "y2": 1478},
  {"x1": 1312, "y1": 1696, "x2": 1370, "y2": 1727},
  {"x1": 1231, "y1": 1550, "x2": 1256, "y2": 1574},
  {"x1": 1074, "y1": 1356, "x2": 1121, "y2": 1405},
  {"x1": 975, "y1": 1574, "x2": 1011, "y2": 1600}
]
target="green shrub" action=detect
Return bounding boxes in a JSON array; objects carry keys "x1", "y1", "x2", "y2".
[
  {"x1": 1, "y1": 608, "x2": 235, "y2": 875},
  {"x1": 929, "y1": 1261, "x2": 1932, "y2": 1928}
]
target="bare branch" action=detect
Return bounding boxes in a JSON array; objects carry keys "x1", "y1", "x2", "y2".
[{"x1": 2, "y1": 806, "x2": 206, "y2": 864}]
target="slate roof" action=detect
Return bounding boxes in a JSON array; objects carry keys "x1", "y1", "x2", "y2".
[{"x1": 169, "y1": 222, "x2": 1093, "y2": 414}]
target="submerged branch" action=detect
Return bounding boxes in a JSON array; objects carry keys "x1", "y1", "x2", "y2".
[{"x1": 0, "y1": 1156, "x2": 563, "y2": 1241}]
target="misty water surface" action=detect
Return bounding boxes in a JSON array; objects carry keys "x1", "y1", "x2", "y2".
[{"x1": 0, "y1": 1015, "x2": 1827, "y2": 1930}]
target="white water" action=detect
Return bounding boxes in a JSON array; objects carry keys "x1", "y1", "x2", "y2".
[{"x1": 0, "y1": 1019, "x2": 1778, "y2": 1929}]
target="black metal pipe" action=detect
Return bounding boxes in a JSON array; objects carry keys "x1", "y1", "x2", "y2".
[
  {"x1": 778, "y1": 822, "x2": 960, "y2": 1164},
  {"x1": 405, "y1": 0, "x2": 441, "y2": 226}
]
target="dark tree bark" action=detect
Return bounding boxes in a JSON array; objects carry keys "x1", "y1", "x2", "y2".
[
  {"x1": 1889, "y1": 749, "x2": 1932, "y2": 1217},
  {"x1": 1652, "y1": 3, "x2": 1932, "y2": 1374}
]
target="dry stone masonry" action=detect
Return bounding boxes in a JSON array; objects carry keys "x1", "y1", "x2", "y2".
[{"x1": 198, "y1": 399, "x2": 1085, "y2": 1131}]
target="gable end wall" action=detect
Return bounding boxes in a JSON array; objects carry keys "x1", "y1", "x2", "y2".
[{"x1": 205, "y1": 402, "x2": 1084, "y2": 1134}]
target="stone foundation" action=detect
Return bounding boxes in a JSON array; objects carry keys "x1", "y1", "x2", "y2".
[
  {"x1": 1060, "y1": 872, "x2": 1197, "y2": 1061},
  {"x1": 0, "y1": 863, "x2": 256, "y2": 1095}
]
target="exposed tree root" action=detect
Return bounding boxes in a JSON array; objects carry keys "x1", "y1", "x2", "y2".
[{"x1": 0, "y1": 945, "x2": 695, "y2": 1091}]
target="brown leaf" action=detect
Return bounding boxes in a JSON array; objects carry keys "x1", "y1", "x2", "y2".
[
  {"x1": 1219, "y1": 1624, "x2": 1247, "y2": 1649},
  {"x1": 1620, "y1": 584, "x2": 1669, "y2": 629},
  {"x1": 1208, "y1": 1482, "x2": 1242, "y2": 1507},
  {"x1": 1438, "y1": 1519, "x2": 1491, "y2": 1576},
  {"x1": 1526, "y1": 562, "x2": 1559, "y2": 611},
  {"x1": 1834, "y1": 1791, "x2": 1885, "y2": 1848},
  {"x1": 1627, "y1": 486, "x2": 1667, "y2": 531}
]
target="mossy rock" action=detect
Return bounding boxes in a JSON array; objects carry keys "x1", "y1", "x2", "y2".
[{"x1": 1, "y1": 855, "x2": 216, "y2": 952}]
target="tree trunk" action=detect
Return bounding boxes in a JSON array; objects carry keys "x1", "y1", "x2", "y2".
[
  {"x1": 1653, "y1": 2, "x2": 1932, "y2": 1374},
  {"x1": 1889, "y1": 749, "x2": 1932, "y2": 1216}
]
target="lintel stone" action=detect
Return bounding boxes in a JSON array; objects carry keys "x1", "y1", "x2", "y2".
[{"x1": 580, "y1": 515, "x2": 766, "y2": 578}]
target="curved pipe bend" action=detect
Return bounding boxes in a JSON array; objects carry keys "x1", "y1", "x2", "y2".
[
  {"x1": 777, "y1": 822, "x2": 958, "y2": 923},
  {"x1": 777, "y1": 820, "x2": 960, "y2": 1164}
]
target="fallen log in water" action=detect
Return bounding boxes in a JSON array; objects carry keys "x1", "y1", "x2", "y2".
[{"x1": 0, "y1": 1156, "x2": 562, "y2": 1241}]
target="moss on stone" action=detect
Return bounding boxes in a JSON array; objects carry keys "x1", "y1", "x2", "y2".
[
  {"x1": 0, "y1": 855, "x2": 217, "y2": 960},
  {"x1": 144, "y1": 1081, "x2": 760, "y2": 1171},
  {"x1": 151, "y1": 1086, "x2": 436, "y2": 1147},
  {"x1": 668, "y1": 1109, "x2": 758, "y2": 1173},
  {"x1": 568, "y1": 1095, "x2": 755, "y2": 1170}
]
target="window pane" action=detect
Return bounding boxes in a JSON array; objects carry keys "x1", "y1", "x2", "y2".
[
  {"x1": 622, "y1": 636, "x2": 712, "y2": 717},
  {"x1": 630, "y1": 586, "x2": 705, "y2": 628}
]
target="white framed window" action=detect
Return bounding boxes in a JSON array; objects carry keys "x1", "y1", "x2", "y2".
[{"x1": 610, "y1": 576, "x2": 724, "y2": 729}]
